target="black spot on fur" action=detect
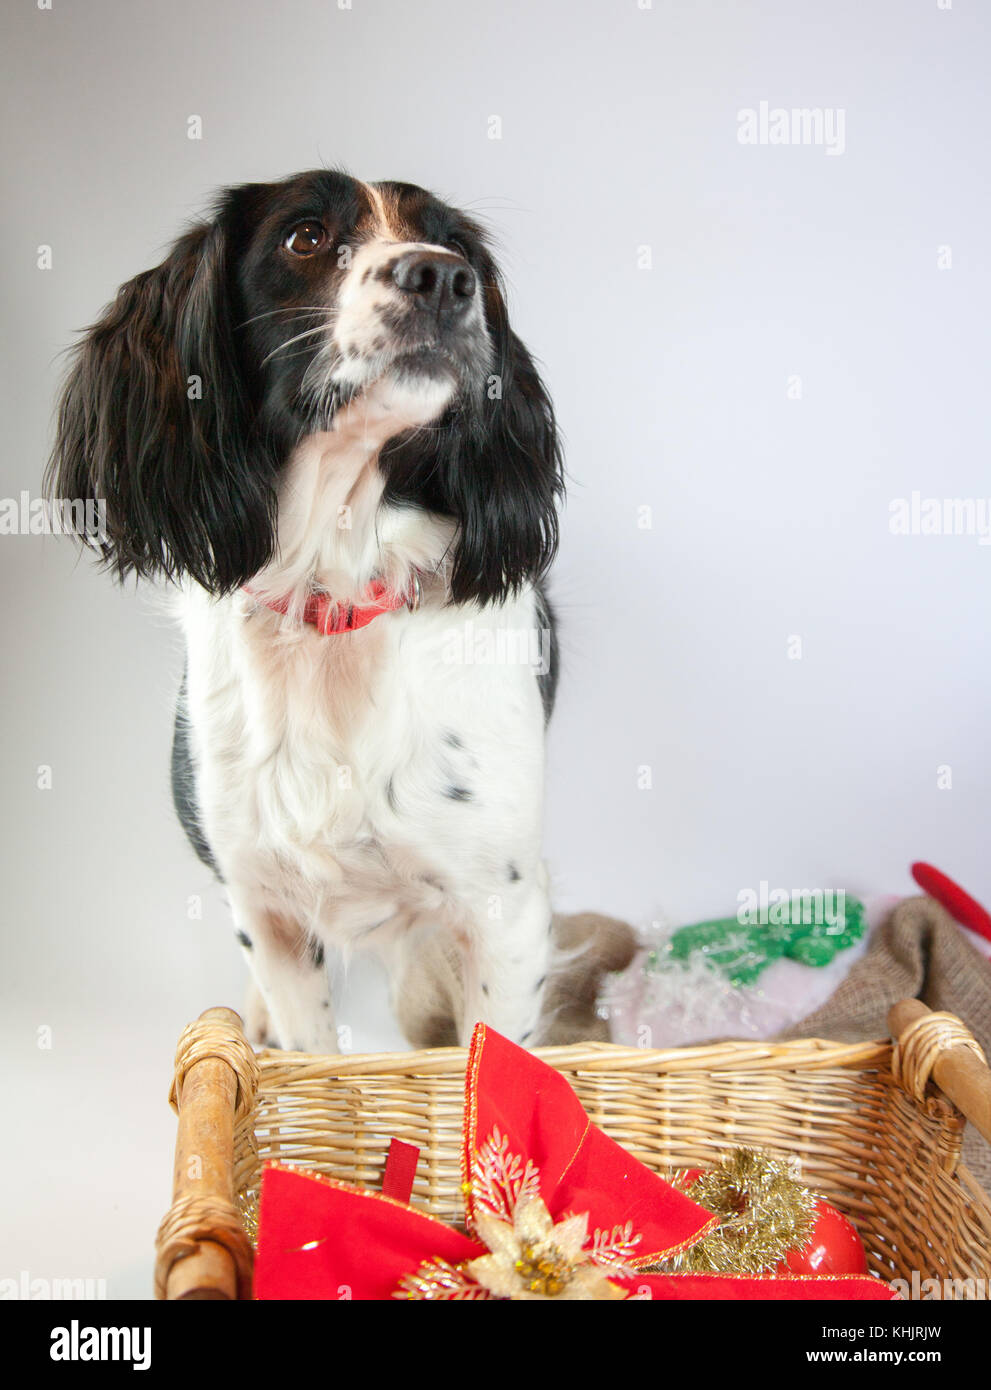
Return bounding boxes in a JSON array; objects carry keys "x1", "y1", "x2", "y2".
[
  {"x1": 236, "y1": 930, "x2": 252, "y2": 950},
  {"x1": 386, "y1": 775, "x2": 398, "y2": 811},
  {"x1": 308, "y1": 939, "x2": 326, "y2": 969},
  {"x1": 535, "y1": 975, "x2": 546, "y2": 992},
  {"x1": 507, "y1": 862, "x2": 521, "y2": 882},
  {"x1": 444, "y1": 785, "x2": 473, "y2": 802},
  {"x1": 443, "y1": 731, "x2": 463, "y2": 749}
]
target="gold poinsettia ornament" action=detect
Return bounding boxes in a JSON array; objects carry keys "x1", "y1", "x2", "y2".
[{"x1": 466, "y1": 1194, "x2": 627, "y2": 1300}]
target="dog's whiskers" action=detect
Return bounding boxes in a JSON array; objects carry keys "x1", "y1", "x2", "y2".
[
  {"x1": 260, "y1": 323, "x2": 333, "y2": 366},
  {"x1": 237, "y1": 306, "x2": 334, "y2": 329}
]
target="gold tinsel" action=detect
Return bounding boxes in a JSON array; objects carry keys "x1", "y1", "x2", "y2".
[
  {"x1": 664, "y1": 1148, "x2": 818, "y2": 1276},
  {"x1": 237, "y1": 1188, "x2": 260, "y2": 1247}
]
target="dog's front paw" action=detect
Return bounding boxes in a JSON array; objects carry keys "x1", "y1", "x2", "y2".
[{"x1": 242, "y1": 979, "x2": 278, "y2": 1048}]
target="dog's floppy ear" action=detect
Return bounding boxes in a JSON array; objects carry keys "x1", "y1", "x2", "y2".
[
  {"x1": 45, "y1": 216, "x2": 277, "y2": 593},
  {"x1": 382, "y1": 256, "x2": 564, "y2": 608},
  {"x1": 446, "y1": 274, "x2": 564, "y2": 606}
]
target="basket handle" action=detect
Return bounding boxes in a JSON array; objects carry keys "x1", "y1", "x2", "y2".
[
  {"x1": 888, "y1": 998, "x2": 991, "y2": 1146},
  {"x1": 154, "y1": 1006, "x2": 259, "y2": 1300}
]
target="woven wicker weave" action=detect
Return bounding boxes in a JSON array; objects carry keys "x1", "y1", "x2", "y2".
[{"x1": 155, "y1": 1000, "x2": 991, "y2": 1299}]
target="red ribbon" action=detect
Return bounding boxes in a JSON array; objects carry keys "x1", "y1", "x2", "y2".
[{"x1": 382, "y1": 1139, "x2": 420, "y2": 1205}]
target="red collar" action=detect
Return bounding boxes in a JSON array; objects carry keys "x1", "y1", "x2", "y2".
[{"x1": 244, "y1": 573, "x2": 421, "y2": 635}]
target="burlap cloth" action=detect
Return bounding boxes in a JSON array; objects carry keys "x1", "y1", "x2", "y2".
[{"x1": 779, "y1": 895, "x2": 991, "y2": 1189}]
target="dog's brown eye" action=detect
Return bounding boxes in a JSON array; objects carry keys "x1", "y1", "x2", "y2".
[
  {"x1": 285, "y1": 221, "x2": 327, "y2": 256},
  {"x1": 445, "y1": 236, "x2": 469, "y2": 259}
]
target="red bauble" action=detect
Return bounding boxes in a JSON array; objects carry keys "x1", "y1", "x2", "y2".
[{"x1": 775, "y1": 1198, "x2": 868, "y2": 1276}]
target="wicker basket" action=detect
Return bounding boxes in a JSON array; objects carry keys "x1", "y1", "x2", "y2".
[{"x1": 154, "y1": 998, "x2": 991, "y2": 1300}]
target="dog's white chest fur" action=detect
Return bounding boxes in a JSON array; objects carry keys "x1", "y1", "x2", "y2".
[
  {"x1": 179, "y1": 564, "x2": 552, "y2": 1049},
  {"x1": 182, "y1": 582, "x2": 546, "y2": 911}
]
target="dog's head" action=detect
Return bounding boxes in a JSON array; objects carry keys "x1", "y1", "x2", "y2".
[{"x1": 47, "y1": 169, "x2": 563, "y2": 605}]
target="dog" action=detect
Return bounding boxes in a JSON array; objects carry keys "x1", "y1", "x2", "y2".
[{"x1": 46, "y1": 168, "x2": 600, "y2": 1052}]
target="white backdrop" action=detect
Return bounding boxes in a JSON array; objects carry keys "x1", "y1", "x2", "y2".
[{"x1": 2, "y1": 0, "x2": 989, "y2": 1296}]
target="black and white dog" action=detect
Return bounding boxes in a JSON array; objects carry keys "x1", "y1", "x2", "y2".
[{"x1": 47, "y1": 170, "x2": 567, "y2": 1052}]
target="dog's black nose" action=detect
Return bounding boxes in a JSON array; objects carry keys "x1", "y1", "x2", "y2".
[{"x1": 392, "y1": 252, "x2": 476, "y2": 316}]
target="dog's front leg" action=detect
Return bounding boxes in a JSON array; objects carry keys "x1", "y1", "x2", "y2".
[
  {"x1": 460, "y1": 878, "x2": 554, "y2": 1047},
  {"x1": 229, "y1": 894, "x2": 338, "y2": 1054}
]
